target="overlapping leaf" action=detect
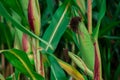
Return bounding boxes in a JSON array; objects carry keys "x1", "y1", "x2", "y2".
[
  {"x1": 92, "y1": 0, "x2": 106, "y2": 40},
  {"x1": 58, "y1": 59, "x2": 84, "y2": 80},
  {"x1": 47, "y1": 55, "x2": 67, "y2": 80},
  {"x1": 0, "y1": 2, "x2": 51, "y2": 49},
  {"x1": 41, "y1": 0, "x2": 71, "y2": 54},
  {"x1": 0, "y1": 49, "x2": 44, "y2": 80}
]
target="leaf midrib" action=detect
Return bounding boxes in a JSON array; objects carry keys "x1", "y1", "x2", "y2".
[{"x1": 45, "y1": 2, "x2": 70, "y2": 51}]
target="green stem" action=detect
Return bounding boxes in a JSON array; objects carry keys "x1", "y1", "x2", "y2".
[
  {"x1": 32, "y1": 38, "x2": 44, "y2": 76},
  {"x1": 94, "y1": 40, "x2": 102, "y2": 80},
  {"x1": 32, "y1": 38, "x2": 39, "y2": 73}
]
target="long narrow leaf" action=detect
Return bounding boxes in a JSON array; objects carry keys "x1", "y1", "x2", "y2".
[
  {"x1": 19, "y1": 0, "x2": 29, "y2": 21},
  {"x1": 99, "y1": 21, "x2": 120, "y2": 36},
  {"x1": 47, "y1": 55, "x2": 67, "y2": 80},
  {"x1": 114, "y1": 64, "x2": 120, "y2": 80},
  {"x1": 41, "y1": 0, "x2": 71, "y2": 53},
  {"x1": 92, "y1": 0, "x2": 106, "y2": 40},
  {"x1": 0, "y1": 2, "x2": 52, "y2": 49},
  {"x1": 0, "y1": 49, "x2": 44, "y2": 80}
]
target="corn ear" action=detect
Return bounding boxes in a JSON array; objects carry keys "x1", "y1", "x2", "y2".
[
  {"x1": 28, "y1": 0, "x2": 44, "y2": 75},
  {"x1": 57, "y1": 59, "x2": 84, "y2": 80},
  {"x1": 22, "y1": 34, "x2": 31, "y2": 53},
  {"x1": 68, "y1": 52, "x2": 93, "y2": 78},
  {"x1": 28, "y1": 0, "x2": 40, "y2": 36},
  {"x1": 77, "y1": 22, "x2": 95, "y2": 71},
  {"x1": 22, "y1": 33, "x2": 34, "y2": 64}
]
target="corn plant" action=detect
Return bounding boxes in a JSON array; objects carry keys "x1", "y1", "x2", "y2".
[{"x1": 0, "y1": 0, "x2": 120, "y2": 80}]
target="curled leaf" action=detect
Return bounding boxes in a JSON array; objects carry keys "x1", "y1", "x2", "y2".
[{"x1": 58, "y1": 59, "x2": 84, "y2": 80}]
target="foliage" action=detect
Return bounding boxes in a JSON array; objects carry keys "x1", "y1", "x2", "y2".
[{"x1": 0, "y1": 0, "x2": 120, "y2": 80}]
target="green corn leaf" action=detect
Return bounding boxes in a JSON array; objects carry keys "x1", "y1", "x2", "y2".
[
  {"x1": 99, "y1": 21, "x2": 120, "y2": 37},
  {"x1": 46, "y1": 0, "x2": 55, "y2": 16},
  {"x1": 0, "y1": 0, "x2": 28, "y2": 26},
  {"x1": 0, "y1": 0, "x2": 23, "y2": 17},
  {"x1": 0, "y1": 23, "x2": 12, "y2": 48},
  {"x1": 0, "y1": 49, "x2": 44, "y2": 80},
  {"x1": 92, "y1": 0, "x2": 106, "y2": 40},
  {"x1": 114, "y1": 64, "x2": 120, "y2": 80},
  {"x1": 114, "y1": 2, "x2": 120, "y2": 20},
  {"x1": 19, "y1": 0, "x2": 29, "y2": 21},
  {"x1": 63, "y1": 28, "x2": 74, "y2": 42},
  {"x1": 102, "y1": 35, "x2": 120, "y2": 40},
  {"x1": 41, "y1": 0, "x2": 55, "y2": 27},
  {"x1": 0, "y1": 2, "x2": 52, "y2": 49},
  {"x1": 11, "y1": 9, "x2": 23, "y2": 49},
  {"x1": 47, "y1": 54, "x2": 67, "y2": 80},
  {"x1": 41, "y1": 0, "x2": 71, "y2": 54},
  {"x1": 14, "y1": 69, "x2": 20, "y2": 80}
]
